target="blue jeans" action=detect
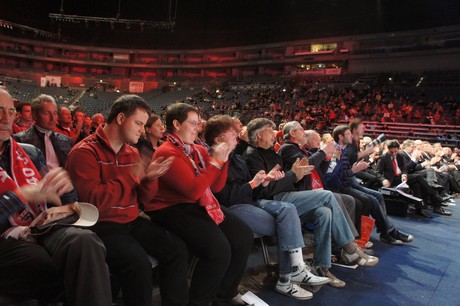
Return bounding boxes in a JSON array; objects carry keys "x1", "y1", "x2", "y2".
[
  {"x1": 274, "y1": 189, "x2": 355, "y2": 269},
  {"x1": 229, "y1": 201, "x2": 305, "y2": 275}
]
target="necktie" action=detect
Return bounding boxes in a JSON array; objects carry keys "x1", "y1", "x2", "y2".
[{"x1": 392, "y1": 157, "x2": 400, "y2": 176}]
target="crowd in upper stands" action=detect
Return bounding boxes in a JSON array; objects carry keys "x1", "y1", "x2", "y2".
[
  {"x1": 188, "y1": 82, "x2": 460, "y2": 130},
  {"x1": 0, "y1": 81, "x2": 459, "y2": 306}
]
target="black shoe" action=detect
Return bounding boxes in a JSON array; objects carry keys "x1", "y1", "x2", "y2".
[
  {"x1": 415, "y1": 209, "x2": 433, "y2": 218},
  {"x1": 432, "y1": 194, "x2": 444, "y2": 203},
  {"x1": 390, "y1": 229, "x2": 414, "y2": 243},
  {"x1": 433, "y1": 207, "x2": 452, "y2": 216},
  {"x1": 380, "y1": 233, "x2": 403, "y2": 245},
  {"x1": 429, "y1": 183, "x2": 444, "y2": 190}
]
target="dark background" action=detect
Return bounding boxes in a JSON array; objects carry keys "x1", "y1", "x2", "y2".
[{"x1": 2, "y1": 0, "x2": 460, "y2": 49}]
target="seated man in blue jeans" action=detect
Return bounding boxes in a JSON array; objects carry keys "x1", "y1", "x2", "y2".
[
  {"x1": 205, "y1": 115, "x2": 330, "y2": 300},
  {"x1": 243, "y1": 118, "x2": 379, "y2": 288}
]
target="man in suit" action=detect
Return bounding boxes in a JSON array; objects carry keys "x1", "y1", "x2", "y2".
[
  {"x1": 409, "y1": 140, "x2": 451, "y2": 194},
  {"x1": 377, "y1": 140, "x2": 451, "y2": 216}
]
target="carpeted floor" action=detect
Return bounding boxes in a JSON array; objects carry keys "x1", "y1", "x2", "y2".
[{"x1": 244, "y1": 197, "x2": 460, "y2": 306}]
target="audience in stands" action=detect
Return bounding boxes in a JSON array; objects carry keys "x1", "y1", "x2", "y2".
[
  {"x1": 0, "y1": 88, "x2": 112, "y2": 306},
  {"x1": 323, "y1": 125, "x2": 414, "y2": 245},
  {"x1": 71, "y1": 110, "x2": 85, "y2": 141},
  {"x1": 140, "y1": 103, "x2": 253, "y2": 306},
  {"x1": 278, "y1": 125, "x2": 362, "y2": 240},
  {"x1": 349, "y1": 119, "x2": 382, "y2": 189},
  {"x1": 90, "y1": 113, "x2": 105, "y2": 134},
  {"x1": 13, "y1": 102, "x2": 33, "y2": 133},
  {"x1": 80, "y1": 114, "x2": 93, "y2": 139},
  {"x1": 135, "y1": 114, "x2": 165, "y2": 170},
  {"x1": 13, "y1": 94, "x2": 74, "y2": 169},
  {"x1": 66, "y1": 95, "x2": 189, "y2": 306},
  {"x1": 55, "y1": 107, "x2": 80, "y2": 142},
  {"x1": 206, "y1": 115, "x2": 330, "y2": 300},
  {"x1": 244, "y1": 118, "x2": 378, "y2": 288},
  {"x1": 383, "y1": 140, "x2": 452, "y2": 216},
  {"x1": 232, "y1": 116, "x2": 249, "y2": 156},
  {"x1": 0, "y1": 76, "x2": 459, "y2": 304}
]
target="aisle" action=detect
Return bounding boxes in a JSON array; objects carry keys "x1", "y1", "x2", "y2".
[{"x1": 251, "y1": 198, "x2": 460, "y2": 306}]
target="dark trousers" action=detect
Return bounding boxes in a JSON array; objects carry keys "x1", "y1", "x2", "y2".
[
  {"x1": 338, "y1": 185, "x2": 393, "y2": 234},
  {"x1": 333, "y1": 192, "x2": 361, "y2": 237},
  {"x1": 356, "y1": 170, "x2": 381, "y2": 189},
  {"x1": 0, "y1": 238, "x2": 62, "y2": 302},
  {"x1": 0, "y1": 227, "x2": 112, "y2": 306},
  {"x1": 93, "y1": 217, "x2": 189, "y2": 306},
  {"x1": 148, "y1": 204, "x2": 253, "y2": 306}
]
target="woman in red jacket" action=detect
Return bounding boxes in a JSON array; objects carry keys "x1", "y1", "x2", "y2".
[{"x1": 141, "y1": 103, "x2": 253, "y2": 306}]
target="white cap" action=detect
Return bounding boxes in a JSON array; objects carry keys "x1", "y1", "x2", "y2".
[{"x1": 73, "y1": 202, "x2": 99, "y2": 227}]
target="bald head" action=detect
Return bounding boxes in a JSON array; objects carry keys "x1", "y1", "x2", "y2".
[
  {"x1": 0, "y1": 89, "x2": 16, "y2": 142},
  {"x1": 0, "y1": 88, "x2": 12, "y2": 100}
]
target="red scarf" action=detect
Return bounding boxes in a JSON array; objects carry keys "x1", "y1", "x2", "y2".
[
  {"x1": 0, "y1": 138, "x2": 44, "y2": 230},
  {"x1": 167, "y1": 133, "x2": 225, "y2": 224}
]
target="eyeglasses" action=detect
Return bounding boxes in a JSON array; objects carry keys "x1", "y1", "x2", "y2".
[
  {"x1": 222, "y1": 129, "x2": 236, "y2": 135},
  {"x1": 185, "y1": 120, "x2": 200, "y2": 127}
]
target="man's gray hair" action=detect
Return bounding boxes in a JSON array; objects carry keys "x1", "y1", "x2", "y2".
[
  {"x1": 282, "y1": 121, "x2": 301, "y2": 140},
  {"x1": 304, "y1": 129, "x2": 318, "y2": 141},
  {"x1": 247, "y1": 118, "x2": 275, "y2": 147},
  {"x1": 402, "y1": 139, "x2": 415, "y2": 149},
  {"x1": 31, "y1": 94, "x2": 56, "y2": 115}
]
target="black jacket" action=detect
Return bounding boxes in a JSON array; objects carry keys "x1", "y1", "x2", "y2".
[
  {"x1": 400, "y1": 150, "x2": 424, "y2": 174},
  {"x1": 376, "y1": 153, "x2": 407, "y2": 186},
  {"x1": 243, "y1": 145, "x2": 297, "y2": 200},
  {"x1": 214, "y1": 153, "x2": 261, "y2": 206},
  {"x1": 278, "y1": 141, "x2": 328, "y2": 191},
  {"x1": 13, "y1": 126, "x2": 74, "y2": 168}
]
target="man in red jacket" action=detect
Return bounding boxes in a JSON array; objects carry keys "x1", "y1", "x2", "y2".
[{"x1": 66, "y1": 94, "x2": 189, "y2": 306}]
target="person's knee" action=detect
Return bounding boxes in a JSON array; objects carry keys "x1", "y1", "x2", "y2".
[
  {"x1": 200, "y1": 235, "x2": 232, "y2": 265},
  {"x1": 165, "y1": 236, "x2": 189, "y2": 263},
  {"x1": 66, "y1": 228, "x2": 106, "y2": 253},
  {"x1": 314, "y1": 206, "x2": 332, "y2": 223},
  {"x1": 277, "y1": 203, "x2": 300, "y2": 222}
]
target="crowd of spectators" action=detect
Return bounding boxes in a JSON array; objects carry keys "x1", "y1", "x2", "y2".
[
  {"x1": 179, "y1": 81, "x2": 459, "y2": 135},
  {"x1": 0, "y1": 83, "x2": 459, "y2": 305}
]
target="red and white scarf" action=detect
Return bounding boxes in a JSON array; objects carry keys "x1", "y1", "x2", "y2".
[
  {"x1": 290, "y1": 138, "x2": 324, "y2": 190},
  {"x1": 0, "y1": 138, "x2": 44, "y2": 228},
  {"x1": 167, "y1": 133, "x2": 225, "y2": 224}
]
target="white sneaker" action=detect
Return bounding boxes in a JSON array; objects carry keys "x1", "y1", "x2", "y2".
[
  {"x1": 275, "y1": 283, "x2": 313, "y2": 300},
  {"x1": 340, "y1": 247, "x2": 379, "y2": 267},
  {"x1": 291, "y1": 265, "x2": 331, "y2": 285}
]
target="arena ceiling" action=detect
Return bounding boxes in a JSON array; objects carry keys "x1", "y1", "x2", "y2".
[{"x1": 1, "y1": 0, "x2": 460, "y2": 49}]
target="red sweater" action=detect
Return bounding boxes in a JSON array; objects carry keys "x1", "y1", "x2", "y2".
[
  {"x1": 66, "y1": 126, "x2": 154, "y2": 223},
  {"x1": 141, "y1": 141, "x2": 228, "y2": 212}
]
